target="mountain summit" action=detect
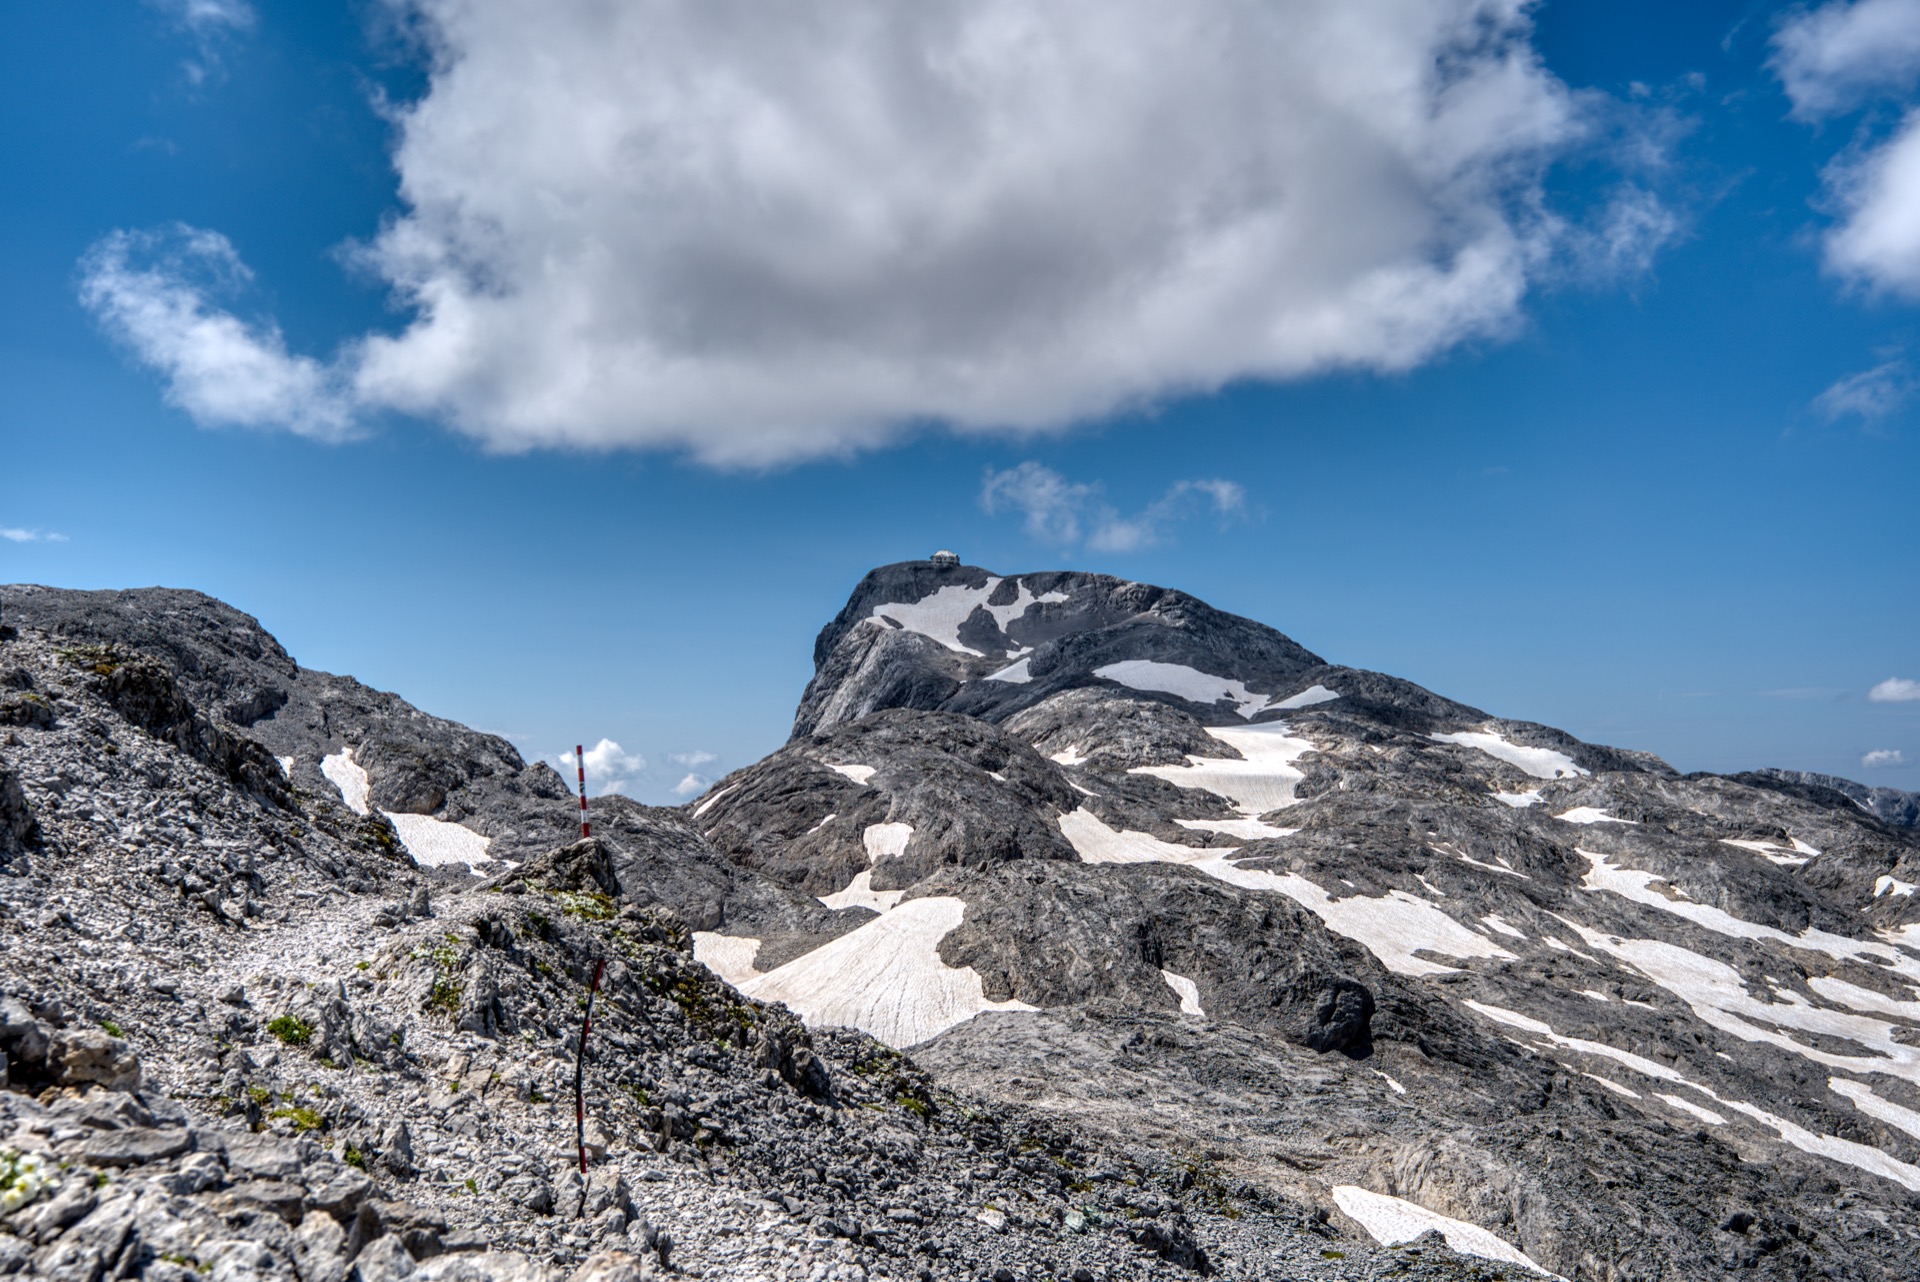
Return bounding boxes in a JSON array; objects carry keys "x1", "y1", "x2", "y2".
[{"x1": 4, "y1": 566, "x2": 1919, "y2": 1280}]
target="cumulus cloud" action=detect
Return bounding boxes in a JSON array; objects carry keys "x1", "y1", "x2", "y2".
[
  {"x1": 79, "y1": 0, "x2": 1672, "y2": 465},
  {"x1": 79, "y1": 227, "x2": 356, "y2": 440},
  {"x1": 1862, "y1": 749, "x2": 1909, "y2": 767},
  {"x1": 981, "y1": 462, "x2": 1244, "y2": 552},
  {"x1": 1772, "y1": 0, "x2": 1920, "y2": 119},
  {"x1": 1823, "y1": 112, "x2": 1920, "y2": 295},
  {"x1": 1815, "y1": 358, "x2": 1915, "y2": 420},
  {"x1": 552, "y1": 738, "x2": 646, "y2": 796},
  {"x1": 1773, "y1": 2, "x2": 1920, "y2": 296},
  {"x1": 1870, "y1": 677, "x2": 1920, "y2": 702},
  {"x1": 0, "y1": 529, "x2": 68, "y2": 544},
  {"x1": 672, "y1": 773, "x2": 709, "y2": 798}
]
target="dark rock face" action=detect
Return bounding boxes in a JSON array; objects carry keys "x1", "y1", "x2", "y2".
[{"x1": 1740, "y1": 767, "x2": 1920, "y2": 829}]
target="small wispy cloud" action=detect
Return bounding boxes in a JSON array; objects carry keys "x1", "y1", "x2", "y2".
[
  {"x1": 552, "y1": 738, "x2": 646, "y2": 796},
  {"x1": 1815, "y1": 360, "x2": 1915, "y2": 422},
  {"x1": 1863, "y1": 748, "x2": 1909, "y2": 767},
  {"x1": 1870, "y1": 677, "x2": 1920, "y2": 702},
  {"x1": 668, "y1": 751, "x2": 717, "y2": 798},
  {"x1": 155, "y1": 0, "x2": 255, "y2": 33},
  {"x1": 981, "y1": 463, "x2": 1247, "y2": 554},
  {"x1": 1, "y1": 528, "x2": 68, "y2": 544}
]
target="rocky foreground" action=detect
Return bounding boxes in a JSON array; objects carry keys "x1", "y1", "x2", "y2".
[{"x1": 0, "y1": 590, "x2": 1494, "y2": 1281}]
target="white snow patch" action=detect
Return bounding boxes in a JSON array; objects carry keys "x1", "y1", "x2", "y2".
[
  {"x1": 1416, "y1": 874, "x2": 1447, "y2": 899},
  {"x1": 276, "y1": 755, "x2": 294, "y2": 778},
  {"x1": 1720, "y1": 838, "x2": 1810, "y2": 868},
  {"x1": 1481, "y1": 914, "x2": 1527, "y2": 939},
  {"x1": 1579, "y1": 989, "x2": 1611, "y2": 1003},
  {"x1": 1542, "y1": 936, "x2": 1599, "y2": 962},
  {"x1": 1453, "y1": 850, "x2": 1528, "y2": 880},
  {"x1": 1176, "y1": 817, "x2": 1298, "y2": 840},
  {"x1": 1577, "y1": 848, "x2": 1920, "y2": 984},
  {"x1": 1659, "y1": 1094, "x2": 1727, "y2": 1126},
  {"x1": 1132, "y1": 720, "x2": 1315, "y2": 817},
  {"x1": 1555, "y1": 807, "x2": 1633, "y2": 826},
  {"x1": 1431, "y1": 731, "x2": 1587, "y2": 780},
  {"x1": 827, "y1": 763, "x2": 876, "y2": 786},
  {"x1": 986, "y1": 657, "x2": 1032, "y2": 684},
  {"x1": 1875, "y1": 875, "x2": 1917, "y2": 899},
  {"x1": 385, "y1": 812, "x2": 493, "y2": 871},
  {"x1": 862, "y1": 822, "x2": 914, "y2": 863},
  {"x1": 1373, "y1": 1069, "x2": 1407, "y2": 1094},
  {"x1": 1093, "y1": 660, "x2": 1275, "y2": 720},
  {"x1": 1058, "y1": 809, "x2": 1512, "y2": 977},
  {"x1": 1050, "y1": 746, "x2": 1088, "y2": 767},
  {"x1": 321, "y1": 748, "x2": 371, "y2": 816},
  {"x1": 1493, "y1": 789, "x2": 1544, "y2": 808},
  {"x1": 1274, "y1": 684, "x2": 1340, "y2": 710},
  {"x1": 1564, "y1": 916, "x2": 1920, "y2": 1089},
  {"x1": 1585, "y1": 1074, "x2": 1641, "y2": 1100},
  {"x1": 1806, "y1": 976, "x2": 1920, "y2": 1021},
  {"x1": 819, "y1": 871, "x2": 906, "y2": 916},
  {"x1": 871, "y1": 582, "x2": 997, "y2": 655},
  {"x1": 1792, "y1": 836, "x2": 1822, "y2": 857},
  {"x1": 691, "y1": 782, "x2": 738, "y2": 819},
  {"x1": 740, "y1": 897, "x2": 1034, "y2": 1047},
  {"x1": 1331, "y1": 1187, "x2": 1562, "y2": 1279},
  {"x1": 1161, "y1": 969, "x2": 1205, "y2": 1016},
  {"x1": 691, "y1": 932, "x2": 762, "y2": 984},
  {"x1": 1069, "y1": 781, "x2": 1098, "y2": 797},
  {"x1": 321, "y1": 748, "x2": 489, "y2": 870},
  {"x1": 1058, "y1": 810, "x2": 1211, "y2": 866},
  {"x1": 1830, "y1": 1077, "x2": 1920, "y2": 1143},
  {"x1": 806, "y1": 812, "x2": 837, "y2": 836}
]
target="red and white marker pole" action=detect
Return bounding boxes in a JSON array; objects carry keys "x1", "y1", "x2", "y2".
[{"x1": 575, "y1": 744, "x2": 590, "y2": 839}]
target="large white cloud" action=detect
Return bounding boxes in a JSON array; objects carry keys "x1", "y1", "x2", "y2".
[
  {"x1": 85, "y1": 0, "x2": 1666, "y2": 465},
  {"x1": 1774, "y1": 1, "x2": 1920, "y2": 296}
]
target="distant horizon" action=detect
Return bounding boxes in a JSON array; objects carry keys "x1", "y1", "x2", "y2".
[
  {"x1": 5, "y1": 554, "x2": 1912, "y2": 809},
  {"x1": 4, "y1": 0, "x2": 1916, "y2": 802}
]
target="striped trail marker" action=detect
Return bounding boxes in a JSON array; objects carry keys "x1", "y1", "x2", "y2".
[{"x1": 575, "y1": 744, "x2": 590, "y2": 839}]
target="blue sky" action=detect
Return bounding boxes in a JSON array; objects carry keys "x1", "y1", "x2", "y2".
[{"x1": 3, "y1": 0, "x2": 1917, "y2": 802}]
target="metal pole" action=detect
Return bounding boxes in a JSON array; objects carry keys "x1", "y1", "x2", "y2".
[{"x1": 575, "y1": 744, "x2": 590, "y2": 839}]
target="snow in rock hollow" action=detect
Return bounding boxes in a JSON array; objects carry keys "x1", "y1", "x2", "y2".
[
  {"x1": 818, "y1": 870, "x2": 906, "y2": 915},
  {"x1": 740, "y1": 897, "x2": 1035, "y2": 1048},
  {"x1": 320, "y1": 746, "x2": 492, "y2": 871},
  {"x1": 275, "y1": 755, "x2": 294, "y2": 778},
  {"x1": 384, "y1": 812, "x2": 493, "y2": 871},
  {"x1": 1131, "y1": 720, "x2": 1316, "y2": 817},
  {"x1": 985, "y1": 657, "x2": 1032, "y2": 684},
  {"x1": 1430, "y1": 730, "x2": 1587, "y2": 780},
  {"x1": 1092, "y1": 660, "x2": 1276, "y2": 719},
  {"x1": 826, "y1": 763, "x2": 876, "y2": 786},
  {"x1": 868, "y1": 576, "x2": 1064, "y2": 656},
  {"x1": 1554, "y1": 807, "x2": 1634, "y2": 825},
  {"x1": 862, "y1": 822, "x2": 913, "y2": 863},
  {"x1": 1576, "y1": 848, "x2": 1920, "y2": 984},
  {"x1": 1331, "y1": 1186, "x2": 1563, "y2": 1279},
  {"x1": 1720, "y1": 838, "x2": 1810, "y2": 868},
  {"x1": 1160, "y1": 970, "x2": 1205, "y2": 1016},
  {"x1": 691, "y1": 932, "x2": 762, "y2": 985},
  {"x1": 1273, "y1": 684, "x2": 1340, "y2": 710},
  {"x1": 1493, "y1": 789, "x2": 1544, "y2": 808},
  {"x1": 1874, "y1": 875, "x2": 1917, "y2": 898},
  {"x1": 1466, "y1": 997, "x2": 1920, "y2": 1192},
  {"x1": 1175, "y1": 817, "x2": 1299, "y2": 840},
  {"x1": 320, "y1": 748, "x2": 371, "y2": 816},
  {"x1": 1056, "y1": 809, "x2": 1512, "y2": 977},
  {"x1": 690, "y1": 782, "x2": 737, "y2": 819}
]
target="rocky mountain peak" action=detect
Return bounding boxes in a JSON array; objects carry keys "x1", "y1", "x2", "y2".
[{"x1": 793, "y1": 558, "x2": 1329, "y2": 738}]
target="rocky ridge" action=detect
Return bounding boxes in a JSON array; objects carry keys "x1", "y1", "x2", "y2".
[{"x1": 0, "y1": 585, "x2": 1485, "y2": 1281}]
